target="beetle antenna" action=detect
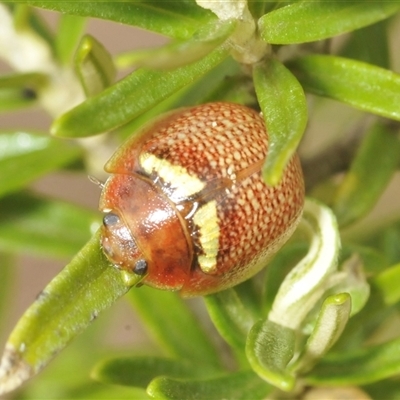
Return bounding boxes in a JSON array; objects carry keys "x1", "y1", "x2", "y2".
[{"x1": 88, "y1": 175, "x2": 104, "y2": 189}]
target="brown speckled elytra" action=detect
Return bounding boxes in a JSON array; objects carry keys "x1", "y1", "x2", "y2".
[{"x1": 99, "y1": 102, "x2": 305, "y2": 296}]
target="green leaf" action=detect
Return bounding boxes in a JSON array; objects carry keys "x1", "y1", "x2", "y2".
[
  {"x1": 115, "y1": 57, "x2": 240, "y2": 140},
  {"x1": 333, "y1": 121, "x2": 400, "y2": 227},
  {"x1": 17, "y1": 1, "x2": 214, "y2": 39},
  {"x1": 26, "y1": 6, "x2": 55, "y2": 48},
  {"x1": 12, "y1": 4, "x2": 32, "y2": 30},
  {"x1": 0, "y1": 72, "x2": 47, "y2": 91},
  {"x1": 0, "y1": 192, "x2": 97, "y2": 258},
  {"x1": 259, "y1": 1, "x2": 400, "y2": 44},
  {"x1": 51, "y1": 45, "x2": 230, "y2": 137},
  {"x1": 55, "y1": 14, "x2": 86, "y2": 65},
  {"x1": 127, "y1": 287, "x2": 221, "y2": 368},
  {"x1": 0, "y1": 230, "x2": 143, "y2": 395},
  {"x1": 246, "y1": 320, "x2": 296, "y2": 391},
  {"x1": 9, "y1": 4, "x2": 55, "y2": 48},
  {"x1": 373, "y1": 262, "x2": 400, "y2": 306},
  {"x1": 253, "y1": 58, "x2": 307, "y2": 185},
  {"x1": 18, "y1": 311, "x2": 112, "y2": 399},
  {"x1": 0, "y1": 253, "x2": 14, "y2": 343},
  {"x1": 290, "y1": 55, "x2": 400, "y2": 121},
  {"x1": 306, "y1": 336, "x2": 400, "y2": 385},
  {"x1": 204, "y1": 288, "x2": 256, "y2": 352},
  {"x1": 68, "y1": 384, "x2": 148, "y2": 400},
  {"x1": 381, "y1": 225, "x2": 400, "y2": 265},
  {"x1": 92, "y1": 356, "x2": 217, "y2": 388},
  {"x1": 0, "y1": 73, "x2": 47, "y2": 112},
  {"x1": 0, "y1": 131, "x2": 82, "y2": 198},
  {"x1": 75, "y1": 34, "x2": 116, "y2": 97},
  {"x1": 290, "y1": 293, "x2": 351, "y2": 374},
  {"x1": 147, "y1": 370, "x2": 272, "y2": 400},
  {"x1": 171, "y1": 56, "x2": 241, "y2": 106},
  {"x1": 116, "y1": 19, "x2": 236, "y2": 70},
  {"x1": 0, "y1": 89, "x2": 35, "y2": 112}
]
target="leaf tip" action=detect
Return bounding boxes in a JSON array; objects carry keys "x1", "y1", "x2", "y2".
[
  {"x1": 262, "y1": 161, "x2": 284, "y2": 187},
  {"x1": 50, "y1": 113, "x2": 76, "y2": 138},
  {"x1": 49, "y1": 116, "x2": 64, "y2": 137},
  {"x1": 0, "y1": 344, "x2": 33, "y2": 395}
]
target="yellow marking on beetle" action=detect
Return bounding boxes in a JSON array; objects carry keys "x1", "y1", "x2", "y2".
[
  {"x1": 140, "y1": 153, "x2": 205, "y2": 200},
  {"x1": 193, "y1": 200, "x2": 220, "y2": 274}
]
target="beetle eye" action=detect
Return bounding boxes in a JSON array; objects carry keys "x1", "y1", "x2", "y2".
[
  {"x1": 134, "y1": 259, "x2": 148, "y2": 276},
  {"x1": 103, "y1": 212, "x2": 120, "y2": 226}
]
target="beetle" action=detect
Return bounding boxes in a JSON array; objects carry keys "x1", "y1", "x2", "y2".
[{"x1": 99, "y1": 102, "x2": 304, "y2": 296}]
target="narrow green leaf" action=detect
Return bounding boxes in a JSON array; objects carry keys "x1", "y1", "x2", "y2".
[
  {"x1": 382, "y1": 225, "x2": 400, "y2": 265},
  {"x1": 68, "y1": 384, "x2": 148, "y2": 400},
  {"x1": 0, "y1": 131, "x2": 82, "y2": 198},
  {"x1": 114, "y1": 90, "x2": 187, "y2": 142},
  {"x1": 290, "y1": 55, "x2": 400, "y2": 121},
  {"x1": 373, "y1": 263, "x2": 400, "y2": 306},
  {"x1": 16, "y1": 1, "x2": 214, "y2": 39},
  {"x1": 0, "y1": 192, "x2": 97, "y2": 258},
  {"x1": 0, "y1": 72, "x2": 47, "y2": 90},
  {"x1": 333, "y1": 121, "x2": 400, "y2": 227},
  {"x1": 290, "y1": 293, "x2": 351, "y2": 374},
  {"x1": 116, "y1": 57, "x2": 240, "y2": 140},
  {"x1": 0, "y1": 253, "x2": 14, "y2": 343},
  {"x1": 75, "y1": 34, "x2": 116, "y2": 97},
  {"x1": 171, "y1": 56, "x2": 240, "y2": 106},
  {"x1": 246, "y1": 320, "x2": 296, "y2": 391},
  {"x1": 55, "y1": 14, "x2": 86, "y2": 65},
  {"x1": 12, "y1": 4, "x2": 31, "y2": 30},
  {"x1": 18, "y1": 313, "x2": 113, "y2": 399},
  {"x1": 127, "y1": 287, "x2": 221, "y2": 368},
  {"x1": 52, "y1": 45, "x2": 230, "y2": 137},
  {"x1": 306, "y1": 336, "x2": 400, "y2": 385},
  {"x1": 259, "y1": 1, "x2": 400, "y2": 44},
  {"x1": 147, "y1": 370, "x2": 272, "y2": 400},
  {"x1": 253, "y1": 58, "x2": 307, "y2": 185},
  {"x1": 9, "y1": 4, "x2": 55, "y2": 48},
  {"x1": 92, "y1": 356, "x2": 218, "y2": 388},
  {"x1": 116, "y1": 19, "x2": 235, "y2": 70},
  {"x1": 204, "y1": 288, "x2": 255, "y2": 351},
  {"x1": 26, "y1": 5, "x2": 55, "y2": 48},
  {"x1": 0, "y1": 73, "x2": 47, "y2": 112},
  {"x1": 0, "y1": 88, "x2": 36, "y2": 112},
  {"x1": 0, "y1": 230, "x2": 143, "y2": 395}
]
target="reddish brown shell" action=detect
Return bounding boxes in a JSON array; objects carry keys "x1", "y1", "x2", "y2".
[{"x1": 99, "y1": 102, "x2": 304, "y2": 296}]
